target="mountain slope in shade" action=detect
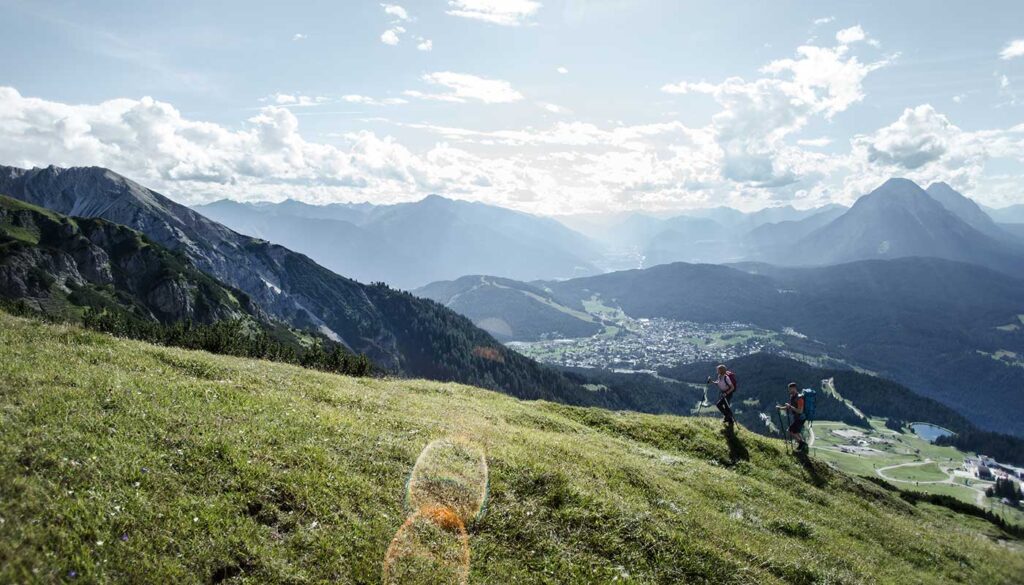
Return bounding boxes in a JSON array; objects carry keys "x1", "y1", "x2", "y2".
[
  {"x1": 0, "y1": 165, "x2": 588, "y2": 402},
  {"x1": 195, "y1": 195, "x2": 601, "y2": 289},
  {"x1": 190, "y1": 199, "x2": 410, "y2": 287},
  {"x1": 1000, "y1": 222, "x2": 1024, "y2": 241},
  {"x1": 414, "y1": 275, "x2": 603, "y2": 341},
  {"x1": 0, "y1": 194, "x2": 260, "y2": 325},
  {"x1": 640, "y1": 216, "x2": 743, "y2": 266},
  {"x1": 985, "y1": 203, "x2": 1024, "y2": 224},
  {"x1": 545, "y1": 262, "x2": 788, "y2": 327},
  {"x1": 925, "y1": 182, "x2": 1018, "y2": 243},
  {"x1": 742, "y1": 205, "x2": 848, "y2": 261},
  {"x1": 684, "y1": 204, "x2": 845, "y2": 232},
  {"x1": 791, "y1": 178, "x2": 1024, "y2": 277}
]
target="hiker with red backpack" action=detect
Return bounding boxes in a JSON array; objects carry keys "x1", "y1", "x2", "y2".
[{"x1": 706, "y1": 364, "x2": 737, "y2": 427}]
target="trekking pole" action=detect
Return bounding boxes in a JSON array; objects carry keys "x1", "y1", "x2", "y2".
[{"x1": 776, "y1": 408, "x2": 791, "y2": 452}]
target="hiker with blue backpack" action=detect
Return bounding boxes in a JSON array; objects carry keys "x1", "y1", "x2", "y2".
[
  {"x1": 706, "y1": 364, "x2": 737, "y2": 427},
  {"x1": 778, "y1": 382, "x2": 815, "y2": 454}
]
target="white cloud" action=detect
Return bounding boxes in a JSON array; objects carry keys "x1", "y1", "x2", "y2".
[
  {"x1": 843, "y1": 104, "x2": 1024, "y2": 202},
  {"x1": 402, "y1": 89, "x2": 464, "y2": 103},
  {"x1": 662, "y1": 38, "x2": 891, "y2": 184},
  {"x1": 813, "y1": 16, "x2": 835, "y2": 26},
  {"x1": 855, "y1": 104, "x2": 953, "y2": 170},
  {"x1": 835, "y1": 25, "x2": 866, "y2": 45},
  {"x1": 410, "y1": 72, "x2": 524, "y2": 104},
  {"x1": 380, "y1": 27, "x2": 404, "y2": 45},
  {"x1": 292, "y1": 33, "x2": 307, "y2": 41},
  {"x1": 270, "y1": 94, "x2": 330, "y2": 106},
  {"x1": 797, "y1": 137, "x2": 832, "y2": 147},
  {"x1": 446, "y1": 0, "x2": 541, "y2": 26},
  {"x1": 341, "y1": 94, "x2": 408, "y2": 106},
  {"x1": 381, "y1": 3, "x2": 410, "y2": 21},
  {"x1": 1000, "y1": 74, "x2": 1010, "y2": 89},
  {"x1": 557, "y1": 66, "x2": 568, "y2": 74},
  {"x1": 952, "y1": 94, "x2": 965, "y2": 104},
  {"x1": 5, "y1": 83, "x2": 1023, "y2": 214},
  {"x1": 417, "y1": 38, "x2": 433, "y2": 51},
  {"x1": 0, "y1": 86, "x2": 523, "y2": 206},
  {"x1": 1000, "y1": 39, "x2": 1024, "y2": 60},
  {"x1": 539, "y1": 102, "x2": 568, "y2": 114}
]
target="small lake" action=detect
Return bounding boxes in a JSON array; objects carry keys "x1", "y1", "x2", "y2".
[{"x1": 911, "y1": 423, "x2": 954, "y2": 443}]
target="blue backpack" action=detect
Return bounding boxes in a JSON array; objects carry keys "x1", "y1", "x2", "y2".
[{"x1": 800, "y1": 388, "x2": 817, "y2": 422}]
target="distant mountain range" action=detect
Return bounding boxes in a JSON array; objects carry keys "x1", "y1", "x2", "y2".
[
  {"x1": 554, "y1": 204, "x2": 848, "y2": 268},
  {"x1": 985, "y1": 203, "x2": 1024, "y2": 224},
  {"x1": 556, "y1": 180, "x2": 1024, "y2": 276},
  {"x1": 196, "y1": 178, "x2": 1022, "y2": 285},
  {"x1": 194, "y1": 195, "x2": 601, "y2": 289},
  {"x1": 419, "y1": 257, "x2": 1024, "y2": 436},
  {"x1": 415, "y1": 275, "x2": 604, "y2": 342},
  {"x1": 785, "y1": 179, "x2": 1024, "y2": 277},
  {"x1": 0, "y1": 165, "x2": 597, "y2": 403}
]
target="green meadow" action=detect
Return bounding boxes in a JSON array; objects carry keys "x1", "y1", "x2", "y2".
[{"x1": 1, "y1": 313, "x2": 1022, "y2": 583}]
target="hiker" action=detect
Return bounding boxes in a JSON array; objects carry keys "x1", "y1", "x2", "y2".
[
  {"x1": 706, "y1": 364, "x2": 737, "y2": 426},
  {"x1": 778, "y1": 383, "x2": 808, "y2": 453}
]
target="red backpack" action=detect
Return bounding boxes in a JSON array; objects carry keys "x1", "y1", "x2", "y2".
[{"x1": 725, "y1": 371, "x2": 738, "y2": 393}]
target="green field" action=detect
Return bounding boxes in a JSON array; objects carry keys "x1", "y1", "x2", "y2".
[
  {"x1": 910, "y1": 482, "x2": 983, "y2": 506},
  {"x1": 1, "y1": 313, "x2": 1023, "y2": 583},
  {"x1": 883, "y1": 462, "x2": 949, "y2": 483}
]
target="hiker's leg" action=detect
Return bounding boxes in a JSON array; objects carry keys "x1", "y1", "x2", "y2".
[
  {"x1": 788, "y1": 420, "x2": 806, "y2": 450},
  {"x1": 716, "y1": 395, "x2": 734, "y2": 422},
  {"x1": 714, "y1": 395, "x2": 728, "y2": 416}
]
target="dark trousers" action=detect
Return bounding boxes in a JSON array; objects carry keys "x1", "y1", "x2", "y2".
[{"x1": 715, "y1": 392, "x2": 734, "y2": 422}]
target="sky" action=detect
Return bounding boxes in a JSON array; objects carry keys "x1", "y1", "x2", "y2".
[{"x1": 1, "y1": 0, "x2": 1023, "y2": 214}]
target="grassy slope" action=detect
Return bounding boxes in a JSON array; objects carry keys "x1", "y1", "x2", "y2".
[{"x1": 1, "y1": 314, "x2": 1022, "y2": 584}]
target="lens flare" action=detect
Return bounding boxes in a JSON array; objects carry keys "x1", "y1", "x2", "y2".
[
  {"x1": 384, "y1": 436, "x2": 489, "y2": 584},
  {"x1": 406, "y1": 436, "x2": 489, "y2": 526},
  {"x1": 382, "y1": 506, "x2": 470, "y2": 585}
]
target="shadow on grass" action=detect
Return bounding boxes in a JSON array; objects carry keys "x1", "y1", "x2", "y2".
[
  {"x1": 723, "y1": 426, "x2": 749, "y2": 465},
  {"x1": 794, "y1": 451, "x2": 828, "y2": 487}
]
